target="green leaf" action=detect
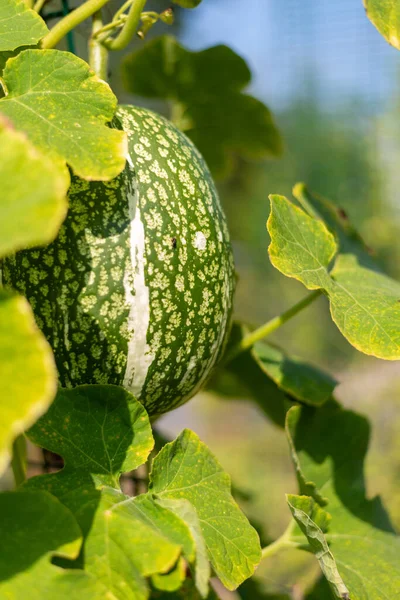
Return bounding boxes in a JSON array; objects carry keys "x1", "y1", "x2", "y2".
[
  {"x1": 122, "y1": 36, "x2": 281, "y2": 179},
  {"x1": 364, "y1": 0, "x2": 400, "y2": 50},
  {"x1": 0, "y1": 116, "x2": 69, "y2": 258},
  {"x1": 27, "y1": 385, "x2": 154, "y2": 490},
  {"x1": 151, "y1": 557, "x2": 186, "y2": 592},
  {"x1": 292, "y1": 182, "x2": 376, "y2": 270},
  {"x1": 285, "y1": 402, "x2": 400, "y2": 598},
  {"x1": 0, "y1": 291, "x2": 57, "y2": 477},
  {"x1": 0, "y1": 49, "x2": 127, "y2": 181},
  {"x1": 287, "y1": 495, "x2": 349, "y2": 600},
  {"x1": 252, "y1": 341, "x2": 336, "y2": 407},
  {"x1": 268, "y1": 195, "x2": 400, "y2": 359},
  {"x1": 151, "y1": 579, "x2": 220, "y2": 599},
  {"x1": 156, "y1": 497, "x2": 210, "y2": 597},
  {"x1": 0, "y1": 490, "x2": 108, "y2": 598},
  {"x1": 149, "y1": 429, "x2": 262, "y2": 590},
  {"x1": 0, "y1": 0, "x2": 48, "y2": 52}
]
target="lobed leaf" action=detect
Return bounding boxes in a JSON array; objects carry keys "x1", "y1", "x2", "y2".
[
  {"x1": 0, "y1": 292, "x2": 57, "y2": 478},
  {"x1": 0, "y1": 49, "x2": 127, "y2": 181},
  {"x1": 268, "y1": 194, "x2": 400, "y2": 359},
  {"x1": 0, "y1": 116, "x2": 69, "y2": 258},
  {"x1": 149, "y1": 429, "x2": 262, "y2": 590},
  {"x1": 27, "y1": 385, "x2": 154, "y2": 490},
  {"x1": 284, "y1": 403, "x2": 400, "y2": 598},
  {"x1": 122, "y1": 36, "x2": 281, "y2": 178},
  {"x1": 364, "y1": 0, "x2": 400, "y2": 50},
  {"x1": 0, "y1": 0, "x2": 48, "y2": 52},
  {"x1": 0, "y1": 490, "x2": 108, "y2": 598}
]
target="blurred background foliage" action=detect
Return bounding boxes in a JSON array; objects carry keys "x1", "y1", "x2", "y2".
[{"x1": 12, "y1": 0, "x2": 400, "y2": 597}]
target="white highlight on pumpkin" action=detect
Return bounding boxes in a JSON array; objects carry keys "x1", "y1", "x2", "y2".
[
  {"x1": 123, "y1": 152, "x2": 155, "y2": 397},
  {"x1": 193, "y1": 231, "x2": 207, "y2": 251}
]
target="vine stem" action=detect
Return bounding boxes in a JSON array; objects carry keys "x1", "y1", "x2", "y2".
[
  {"x1": 261, "y1": 520, "x2": 304, "y2": 560},
  {"x1": 103, "y1": 0, "x2": 147, "y2": 50},
  {"x1": 11, "y1": 435, "x2": 27, "y2": 488},
  {"x1": 89, "y1": 11, "x2": 109, "y2": 80},
  {"x1": 40, "y1": 0, "x2": 112, "y2": 49},
  {"x1": 225, "y1": 290, "x2": 321, "y2": 364}
]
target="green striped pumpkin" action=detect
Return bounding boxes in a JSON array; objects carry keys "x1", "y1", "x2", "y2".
[{"x1": 3, "y1": 106, "x2": 235, "y2": 416}]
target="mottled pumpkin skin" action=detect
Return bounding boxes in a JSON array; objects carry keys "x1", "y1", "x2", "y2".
[{"x1": 3, "y1": 106, "x2": 235, "y2": 416}]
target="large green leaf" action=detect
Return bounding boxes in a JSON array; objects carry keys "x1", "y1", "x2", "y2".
[
  {"x1": 0, "y1": 490, "x2": 108, "y2": 598},
  {"x1": 0, "y1": 292, "x2": 57, "y2": 477},
  {"x1": 0, "y1": 49, "x2": 127, "y2": 181},
  {"x1": 27, "y1": 385, "x2": 154, "y2": 490},
  {"x1": 149, "y1": 429, "x2": 262, "y2": 590},
  {"x1": 268, "y1": 195, "x2": 400, "y2": 359},
  {"x1": 364, "y1": 0, "x2": 400, "y2": 50},
  {"x1": 122, "y1": 36, "x2": 281, "y2": 178},
  {"x1": 284, "y1": 403, "x2": 400, "y2": 598},
  {"x1": 0, "y1": 116, "x2": 69, "y2": 258},
  {"x1": 0, "y1": 0, "x2": 48, "y2": 52},
  {"x1": 25, "y1": 386, "x2": 210, "y2": 597}
]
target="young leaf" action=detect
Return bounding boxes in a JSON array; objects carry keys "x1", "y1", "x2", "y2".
[
  {"x1": 0, "y1": 116, "x2": 69, "y2": 258},
  {"x1": 0, "y1": 490, "x2": 108, "y2": 598},
  {"x1": 0, "y1": 292, "x2": 57, "y2": 477},
  {"x1": 0, "y1": 49, "x2": 127, "y2": 181},
  {"x1": 286, "y1": 495, "x2": 349, "y2": 600},
  {"x1": 27, "y1": 385, "x2": 154, "y2": 490},
  {"x1": 268, "y1": 195, "x2": 400, "y2": 359},
  {"x1": 285, "y1": 403, "x2": 400, "y2": 598},
  {"x1": 122, "y1": 36, "x2": 281, "y2": 178},
  {"x1": 0, "y1": 0, "x2": 48, "y2": 52},
  {"x1": 364, "y1": 0, "x2": 400, "y2": 50},
  {"x1": 149, "y1": 429, "x2": 262, "y2": 590}
]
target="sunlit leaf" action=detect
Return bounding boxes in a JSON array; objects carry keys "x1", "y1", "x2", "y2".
[
  {"x1": 284, "y1": 403, "x2": 400, "y2": 598},
  {"x1": 0, "y1": 116, "x2": 69, "y2": 258},
  {"x1": 0, "y1": 292, "x2": 57, "y2": 477},
  {"x1": 149, "y1": 429, "x2": 261, "y2": 590},
  {"x1": 0, "y1": 49, "x2": 127, "y2": 180},
  {"x1": 268, "y1": 194, "x2": 400, "y2": 359},
  {"x1": 0, "y1": 490, "x2": 108, "y2": 598},
  {"x1": 364, "y1": 0, "x2": 400, "y2": 50},
  {"x1": 0, "y1": 0, "x2": 48, "y2": 52},
  {"x1": 122, "y1": 36, "x2": 281, "y2": 178}
]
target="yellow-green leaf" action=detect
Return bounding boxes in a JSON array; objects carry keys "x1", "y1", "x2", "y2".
[
  {"x1": 364, "y1": 0, "x2": 400, "y2": 50},
  {"x1": 0, "y1": 116, "x2": 69, "y2": 258},
  {"x1": 0, "y1": 0, "x2": 48, "y2": 52},
  {"x1": 0, "y1": 292, "x2": 57, "y2": 477},
  {"x1": 0, "y1": 49, "x2": 127, "y2": 181}
]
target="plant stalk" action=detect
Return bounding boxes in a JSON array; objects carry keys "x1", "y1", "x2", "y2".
[
  {"x1": 89, "y1": 11, "x2": 109, "y2": 80},
  {"x1": 261, "y1": 520, "x2": 304, "y2": 560},
  {"x1": 40, "y1": 0, "x2": 111, "y2": 49},
  {"x1": 103, "y1": 0, "x2": 147, "y2": 50},
  {"x1": 225, "y1": 290, "x2": 322, "y2": 363},
  {"x1": 11, "y1": 435, "x2": 27, "y2": 488}
]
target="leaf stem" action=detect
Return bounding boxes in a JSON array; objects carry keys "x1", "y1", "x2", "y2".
[
  {"x1": 103, "y1": 0, "x2": 147, "y2": 50},
  {"x1": 225, "y1": 290, "x2": 322, "y2": 363},
  {"x1": 33, "y1": 0, "x2": 47, "y2": 13},
  {"x1": 11, "y1": 435, "x2": 27, "y2": 488},
  {"x1": 261, "y1": 520, "x2": 303, "y2": 560},
  {"x1": 40, "y1": 0, "x2": 112, "y2": 49},
  {"x1": 89, "y1": 11, "x2": 109, "y2": 80}
]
